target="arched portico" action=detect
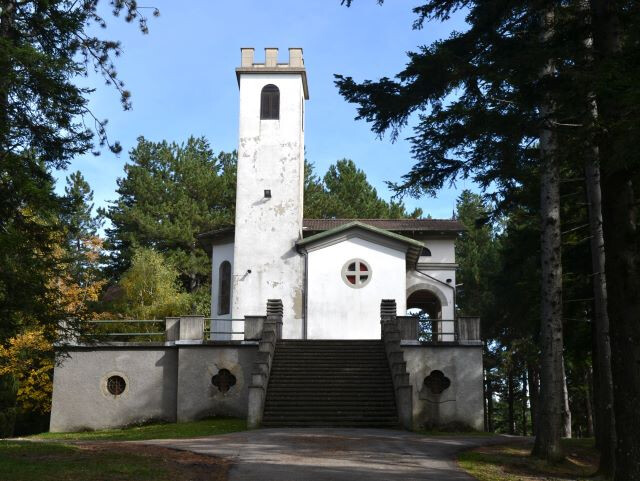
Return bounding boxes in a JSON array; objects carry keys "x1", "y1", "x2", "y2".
[{"x1": 407, "y1": 289, "x2": 442, "y2": 319}]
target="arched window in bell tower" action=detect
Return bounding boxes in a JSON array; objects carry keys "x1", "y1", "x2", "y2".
[{"x1": 260, "y1": 84, "x2": 280, "y2": 120}]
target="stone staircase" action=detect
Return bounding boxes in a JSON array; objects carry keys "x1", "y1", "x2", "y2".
[{"x1": 262, "y1": 340, "x2": 399, "y2": 428}]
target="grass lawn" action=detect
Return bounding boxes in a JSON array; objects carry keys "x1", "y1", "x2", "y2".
[
  {"x1": 459, "y1": 438, "x2": 602, "y2": 481},
  {"x1": 31, "y1": 417, "x2": 246, "y2": 441},
  {"x1": 0, "y1": 441, "x2": 229, "y2": 481}
]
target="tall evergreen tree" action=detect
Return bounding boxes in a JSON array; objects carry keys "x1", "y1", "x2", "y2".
[
  {"x1": 304, "y1": 159, "x2": 422, "y2": 219},
  {"x1": 61, "y1": 171, "x2": 103, "y2": 287},
  {"x1": 454, "y1": 190, "x2": 500, "y2": 320},
  {"x1": 103, "y1": 136, "x2": 237, "y2": 292}
]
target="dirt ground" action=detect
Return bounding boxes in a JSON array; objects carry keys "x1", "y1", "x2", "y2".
[{"x1": 79, "y1": 442, "x2": 230, "y2": 481}]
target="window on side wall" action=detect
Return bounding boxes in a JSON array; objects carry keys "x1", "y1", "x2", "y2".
[{"x1": 218, "y1": 261, "x2": 231, "y2": 315}]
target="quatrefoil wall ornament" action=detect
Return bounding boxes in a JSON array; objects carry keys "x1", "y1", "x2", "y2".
[
  {"x1": 423, "y1": 370, "x2": 451, "y2": 394},
  {"x1": 211, "y1": 368, "x2": 237, "y2": 393}
]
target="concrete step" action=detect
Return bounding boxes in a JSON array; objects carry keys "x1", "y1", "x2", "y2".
[
  {"x1": 262, "y1": 339, "x2": 397, "y2": 428},
  {"x1": 261, "y1": 421, "x2": 400, "y2": 428},
  {"x1": 269, "y1": 373, "x2": 392, "y2": 378}
]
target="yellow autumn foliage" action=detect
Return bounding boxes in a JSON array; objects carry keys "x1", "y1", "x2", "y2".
[
  {"x1": 49, "y1": 236, "x2": 107, "y2": 319},
  {"x1": 0, "y1": 329, "x2": 54, "y2": 414}
]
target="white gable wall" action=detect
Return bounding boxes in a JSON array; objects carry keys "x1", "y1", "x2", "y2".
[{"x1": 306, "y1": 237, "x2": 407, "y2": 339}]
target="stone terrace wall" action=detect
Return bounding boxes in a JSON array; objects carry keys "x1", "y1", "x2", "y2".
[
  {"x1": 50, "y1": 344, "x2": 258, "y2": 432},
  {"x1": 401, "y1": 344, "x2": 484, "y2": 431}
]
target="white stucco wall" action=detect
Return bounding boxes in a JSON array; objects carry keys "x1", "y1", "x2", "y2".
[
  {"x1": 420, "y1": 238, "x2": 455, "y2": 263},
  {"x1": 232, "y1": 71, "x2": 306, "y2": 339},
  {"x1": 306, "y1": 237, "x2": 407, "y2": 339}
]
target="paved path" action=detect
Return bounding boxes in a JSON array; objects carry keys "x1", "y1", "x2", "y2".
[{"x1": 142, "y1": 428, "x2": 516, "y2": 481}]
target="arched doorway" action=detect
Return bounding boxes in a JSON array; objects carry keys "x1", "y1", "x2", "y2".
[
  {"x1": 406, "y1": 288, "x2": 454, "y2": 341},
  {"x1": 407, "y1": 289, "x2": 442, "y2": 319}
]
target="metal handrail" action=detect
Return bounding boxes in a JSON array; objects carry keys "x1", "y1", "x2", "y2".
[
  {"x1": 204, "y1": 318, "x2": 246, "y2": 337},
  {"x1": 397, "y1": 316, "x2": 459, "y2": 342},
  {"x1": 82, "y1": 319, "x2": 166, "y2": 341},
  {"x1": 85, "y1": 319, "x2": 164, "y2": 324}
]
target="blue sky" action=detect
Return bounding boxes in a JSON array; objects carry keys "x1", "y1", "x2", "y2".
[{"x1": 54, "y1": 1, "x2": 472, "y2": 219}]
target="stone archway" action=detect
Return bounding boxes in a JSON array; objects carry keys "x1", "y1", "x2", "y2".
[{"x1": 406, "y1": 284, "x2": 448, "y2": 319}]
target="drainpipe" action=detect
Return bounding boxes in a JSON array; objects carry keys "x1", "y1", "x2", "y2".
[{"x1": 302, "y1": 249, "x2": 308, "y2": 339}]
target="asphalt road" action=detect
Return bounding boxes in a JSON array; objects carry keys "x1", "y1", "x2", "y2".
[{"x1": 142, "y1": 428, "x2": 515, "y2": 481}]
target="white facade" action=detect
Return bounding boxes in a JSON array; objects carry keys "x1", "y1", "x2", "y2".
[
  {"x1": 306, "y1": 236, "x2": 407, "y2": 339},
  {"x1": 231, "y1": 49, "x2": 307, "y2": 339}
]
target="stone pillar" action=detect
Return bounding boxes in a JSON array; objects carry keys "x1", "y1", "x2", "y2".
[
  {"x1": 265, "y1": 47, "x2": 278, "y2": 67},
  {"x1": 165, "y1": 317, "x2": 180, "y2": 342},
  {"x1": 289, "y1": 48, "x2": 303, "y2": 67},
  {"x1": 179, "y1": 315, "x2": 204, "y2": 341},
  {"x1": 244, "y1": 316, "x2": 265, "y2": 341},
  {"x1": 241, "y1": 47, "x2": 254, "y2": 67},
  {"x1": 266, "y1": 299, "x2": 283, "y2": 340}
]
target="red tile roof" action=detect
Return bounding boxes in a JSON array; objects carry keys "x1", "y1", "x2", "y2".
[{"x1": 302, "y1": 218, "x2": 464, "y2": 233}]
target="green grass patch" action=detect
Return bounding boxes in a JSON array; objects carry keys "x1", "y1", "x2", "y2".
[
  {"x1": 458, "y1": 438, "x2": 601, "y2": 481},
  {"x1": 32, "y1": 417, "x2": 246, "y2": 441},
  {"x1": 0, "y1": 441, "x2": 169, "y2": 481}
]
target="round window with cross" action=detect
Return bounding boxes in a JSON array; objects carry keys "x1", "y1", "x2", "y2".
[{"x1": 342, "y1": 259, "x2": 372, "y2": 288}]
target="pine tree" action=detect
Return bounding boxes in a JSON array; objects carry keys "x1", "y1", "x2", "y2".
[
  {"x1": 304, "y1": 159, "x2": 422, "y2": 219},
  {"x1": 61, "y1": 171, "x2": 103, "y2": 287},
  {"x1": 0, "y1": 0, "x2": 158, "y2": 166},
  {"x1": 103, "y1": 136, "x2": 237, "y2": 292},
  {"x1": 454, "y1": 191, "x2": 499, "y2": 320}
]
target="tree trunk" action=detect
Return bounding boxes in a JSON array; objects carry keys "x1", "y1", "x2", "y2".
[
  {"x1": 508, "y1": 370, "x2": 515, "y2": 435},
  {"x1": 601, "y1": 171, "x2": 640, "y2": 481},
  {"x1": 533, "y1": 128, "x2": 565, "y2": 460},
  {"x1": 528, "y1": 363, "x2": 540, "y2": 435},
  {"x1": 590, "y1": 1, "x2": 640, "y2": 479},
  {"x1": 522, "y1": 370, "x2": 528, "y2": 436},
  {"x1": 562, "y1": 360, "x2": 572, "y2": 438},
  {"x1": 584, "y1": 155, "x2": 616, "y2": 473},
  {"x1": 585, "y1": 368, "x2": 595, "y2": 438},
  {"x1": 487, "y1": 377, "x2": 494, "y2": 432},
  {"x1": 533, "y1": 8, "x2": 565, "y2": 458},
  {"x1": 484, "y1": 369, "x2": 489, "y2": 432}
]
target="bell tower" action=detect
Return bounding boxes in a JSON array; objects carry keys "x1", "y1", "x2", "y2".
[{"x1": 232, "y1": 47, "x2": 309, "y2": 338}]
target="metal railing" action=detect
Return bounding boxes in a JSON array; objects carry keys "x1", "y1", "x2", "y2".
[
  {"x1": 204, "y1": 318, "x2": 246, "y2": 340},
  {"x1": 82, "y1": 319, "x2": 166, "y2": 342},
  {"x1": 397, "y1": 316, "x2": 480, "y2": 343}
]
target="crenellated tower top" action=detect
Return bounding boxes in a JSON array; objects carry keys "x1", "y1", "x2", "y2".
[{"x1": 236, "y1": 47, "x2": 309, "y2": 99}]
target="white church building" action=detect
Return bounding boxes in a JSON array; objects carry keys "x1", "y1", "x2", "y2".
[
  {"x1": 50, "y1": 48, "x2": 484, "y2": 433},
  {"x1": 200, "y1": 48, "x2": 462, "y2": 341}
]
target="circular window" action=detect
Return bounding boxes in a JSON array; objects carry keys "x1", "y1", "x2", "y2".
[
  {"x1": 342, "y1": 259, "x2": 372, "y2": 288},
  {"x1": 106, "y1": 375, "x2": 126, "y2": 396}
]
